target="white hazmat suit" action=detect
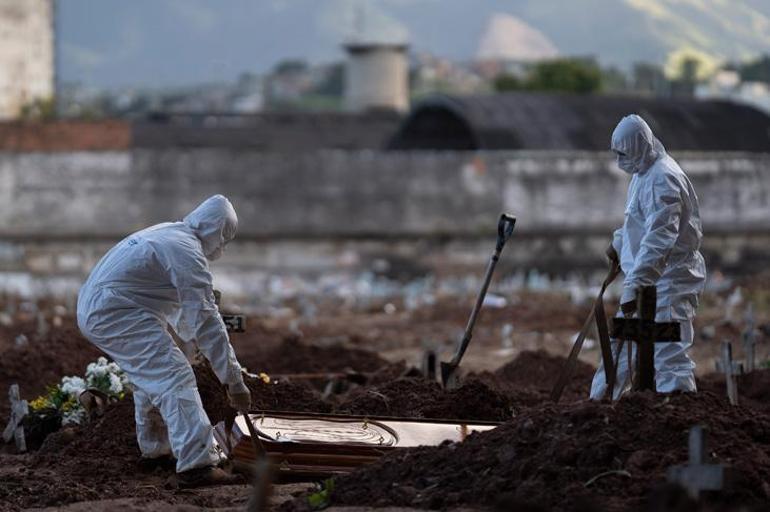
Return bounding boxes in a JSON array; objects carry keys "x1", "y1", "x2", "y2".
[
  {"x1": 77, "y1": 195, "x2": 246, "y2": 473},
  {"x1": 590, "y1": 115, "x2": 706, "y2": 400}
]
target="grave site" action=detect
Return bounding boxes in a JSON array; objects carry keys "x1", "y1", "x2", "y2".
[{"x1": 1, "y1": 259, "x2": 770, "y2": 512}]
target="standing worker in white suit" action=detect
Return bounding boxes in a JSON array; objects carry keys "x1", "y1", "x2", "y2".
[
  {"x1": 77, "y1": 195, "x2": 251, "y2": 487},
  {"x1": 590, "y1": 115, "x2": 707, "y2": 400}
]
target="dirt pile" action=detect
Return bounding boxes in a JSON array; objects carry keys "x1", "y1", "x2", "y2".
[
  {"x1": 194, "y1": 360, "x2": 331, "y2": 425},
  {"x1": 322, "y1": 391, "x2": 770, "y2": 511},
  {"x1": 698, "y1": 368, "x2": 770, "y2": 412},
  {"x1": 0, "y1": 321, "x2": 102, "y2": 416},
  {"x1": 336, "y1": 376, "x2": 513, "y2": 421},
  {"x1": 1, "y1": 398, "x2": 158, "y2": 509},
  {"x1": 471, "y1": 349, "x2": 596, "y2": 407}
]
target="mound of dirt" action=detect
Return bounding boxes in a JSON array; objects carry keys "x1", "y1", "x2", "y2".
[
  {"x1": 1, "y1": 398, "x2": 160, "y2": 509},
  {"x1": 471, "y1": 350, "x2": 596, "y2": 407},
  {"x1": 320, "y1": 391, "x2": 770, "y2": 511},
  {"x1": 335, "y1": 376, "x2": 513, "y2": 422},
  {"x1": 194, "y1": 360, "x2": 331, "y2": 426},
  {"x1": 0, "y1": 321, "x2": 102, "y2": 417},
  {"x1": 697, "y1": 368, "x2": 770, "y2": 412}
]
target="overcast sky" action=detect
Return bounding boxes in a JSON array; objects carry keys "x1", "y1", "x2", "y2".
[
  {"x1": 57, "y1": 0, "x2": 770, "y2": 90},
  {"x1": 59, "y1": 0, "x2": 434, "y2": 88}
]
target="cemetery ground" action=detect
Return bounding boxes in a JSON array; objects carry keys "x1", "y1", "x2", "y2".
[{"x1": 1, "y1": 276, "x2": 770, "y2": 512}]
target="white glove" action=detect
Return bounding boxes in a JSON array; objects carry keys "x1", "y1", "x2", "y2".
[{"x1": 227, "y1": 378, "x2": 251, "y2": 412}]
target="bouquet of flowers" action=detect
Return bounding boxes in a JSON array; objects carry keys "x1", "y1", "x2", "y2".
[{"x1": 24, "y1": 357, "x2": 130, "y2": 447}]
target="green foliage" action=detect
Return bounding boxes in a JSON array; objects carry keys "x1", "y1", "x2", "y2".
[
  {"x1": 493, "y1": 59, "x2": 602, "y2": 94},
  {"x1": 739, "y1": 54, "x2": 770, "y2": 84},
  {"x1": 19, "y1": 96, "x2": 57, "y2": 121},
  {"x1": 307, "y1": 478, "x2": 335, "y2": 509},
  {"x1": 527, "y1": 58, "x2": 602, "y2": 94},
  {"x1": 274, "y1": 59, "x2": 309, "y2": 75},
  {"x1": 493, "y1": 73, "x2": 523, "y2": 92},
  {"x1": 313, "y1": 63, "x2": 345, "y2": 96}
]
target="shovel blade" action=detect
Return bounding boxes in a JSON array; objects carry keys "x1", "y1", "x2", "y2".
[{"x1": 440, "y1": 362, "x2": 460, "y2": 389}]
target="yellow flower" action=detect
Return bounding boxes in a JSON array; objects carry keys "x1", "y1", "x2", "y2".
[
  {"x1": 29, "y1": 396, "x2": 50, "y2": 411},
  {"x1": 60, "y1": 398, "x2": 77, "y2": 412}
]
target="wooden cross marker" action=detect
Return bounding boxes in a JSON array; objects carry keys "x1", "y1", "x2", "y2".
[
  {"x1": 742, "y1": 304, "x2": 756, "y2": 372},
  {"x1": 610, "y1": 286, "x2": 681, "y2": 391},
  {"x1": 721, "y1": 341, "x2": 739, "y2": 406},
  {"x1": 2, "y1": 384, "x2": 29, "y2": 452},
  {"x1": 421, "y1": 349, "x2": 437, "y2": 381},
  {"x1": 667, "y1": 425, "x2": 725, "y2": 499}
]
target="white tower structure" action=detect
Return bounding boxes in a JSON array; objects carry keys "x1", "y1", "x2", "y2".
[
  {"x1": 0, "y1": 0, "x2": 54, "y2": 120},
  {"x1": 344, "y1": 42, "x2": 409, "y2": 113}
]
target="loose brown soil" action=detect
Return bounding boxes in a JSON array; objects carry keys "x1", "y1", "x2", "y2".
[
  {"x1": 316, "y1": 391, "x2": 770, "y2": 512},
  {"x1": 1, "y1": 290, "x2": 769, "y2": 511},
  {"x1": 336, "y1": 376, "x2": 514, "y2": 421},
  {"x1": 473, "y1": 349, "x2": 596, "y2": 407}
]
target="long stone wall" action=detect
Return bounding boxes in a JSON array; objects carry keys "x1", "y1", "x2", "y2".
[{"x1": 0, "y1": 149, "x2": 768, "y2": 296}]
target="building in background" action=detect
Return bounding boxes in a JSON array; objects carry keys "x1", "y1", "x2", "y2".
[
  {"x1": 0, "y1": 0, "x2": 54, "y2": 120},
  {"x1": 696, "y1": 69, "x2": 770, "y2": 115},
  {"x1": 345, "y1": 41, "x2": 409, "y2": 113}
]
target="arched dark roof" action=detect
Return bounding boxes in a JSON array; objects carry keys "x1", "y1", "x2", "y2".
[{"x1": 388, "y1": 93, "x2": 770, "y2": 152}]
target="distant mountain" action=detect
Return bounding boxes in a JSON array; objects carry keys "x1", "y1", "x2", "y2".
[
  {"x1": 59, "y1": 0, "x2": 770, "y2": 88},
  {"x1": 476, "y1": 13, "x2": 558, "y2": 62},
  {"x1": 385, "y1": 0, "x2": 770, "y2": 67}
]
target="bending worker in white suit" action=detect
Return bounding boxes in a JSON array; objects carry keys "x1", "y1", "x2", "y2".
[
  {"x1": 590, "y1": 115, "x2": 707, "y2": 400},
  {"x1": 77, "y1": 194, "x2": 251, "y2": 487}
]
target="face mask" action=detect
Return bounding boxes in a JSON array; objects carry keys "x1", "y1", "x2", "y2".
[
  {"x1": 616, "y1": 153, "x2": 636, "y2": 174},
  {"x1": 206, "y1": 245, "x2": 224, "y2": 261}
]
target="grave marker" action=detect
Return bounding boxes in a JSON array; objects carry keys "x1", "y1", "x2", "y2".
[
  {"x1": 667, "y1": 425, "x2": 725, "y2": 499},
  {"x1": 2, "y1": 384, "x2": 28, "y2": 452},
  {"x1": 721, "y1": 341, "x2": 739, "y2": 406},
  {"x1": 610, "y1": 286, "x2": 681, "y2": 392}
]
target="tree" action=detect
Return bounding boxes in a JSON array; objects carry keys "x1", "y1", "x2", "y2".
[
  {"x1": 273, "y1": 59, "x2": 308, "y2": 75},
  {"x1": 526, "y1": 58, "x2": 602, "y2": 94},
  {"x1": 313, "y1": 63, "x2": 345, "y2": 96},
  {"x1": 19, "y1": 97, "x2": 57, "y2": 121},
  {"x1": 739, "y1": 55, "x2": 770, "y2": 84},
  {"x1": 493, "y1": 73, "x2": 522, "y2": 92}
]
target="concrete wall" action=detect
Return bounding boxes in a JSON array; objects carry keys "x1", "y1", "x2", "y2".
[{"x1": 0, "y1": 149, "x2": 768, "y2": 296}]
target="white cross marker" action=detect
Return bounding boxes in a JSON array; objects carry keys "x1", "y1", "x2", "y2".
[{"x1": 2, "y1": 384, "x2": 29, "y2": 452}]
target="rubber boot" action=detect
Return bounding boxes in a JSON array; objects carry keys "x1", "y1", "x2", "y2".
[{"x1": 176, "y1": 466, "x2": 242, "y2": 488}]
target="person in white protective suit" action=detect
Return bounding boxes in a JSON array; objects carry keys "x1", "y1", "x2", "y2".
[
  {"x1": 77, "y1": 194, "x2": 251, "y2": 487},
  {"x1": 590, "y1": 115, "x2": 707, "y2": 400}
]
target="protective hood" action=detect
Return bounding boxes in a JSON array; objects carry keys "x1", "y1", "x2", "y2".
[
  {"x1": 611, "y1": 114, "x2": 666, "y2": 175},
  {"x1": 183, "y1": 195, "x2": 238, "y2": 261}
]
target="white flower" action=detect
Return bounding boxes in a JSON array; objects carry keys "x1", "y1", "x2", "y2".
[
  {"x1": 60, "y1": 376, "x2": 86, "y2": 398},
  {"x1": 62, "y1": 407, "x2": 86, "y2": 426},
  {"x1": 86, "y1": 358, "x2": 109, "y2": 378},
  {"x1": 108, "y1": 373, "x2": 123, "y2": 394}
]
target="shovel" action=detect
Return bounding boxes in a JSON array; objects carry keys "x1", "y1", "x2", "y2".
[{"x1": 440, "y1": 213, "x2": 516, "y2": 388}]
